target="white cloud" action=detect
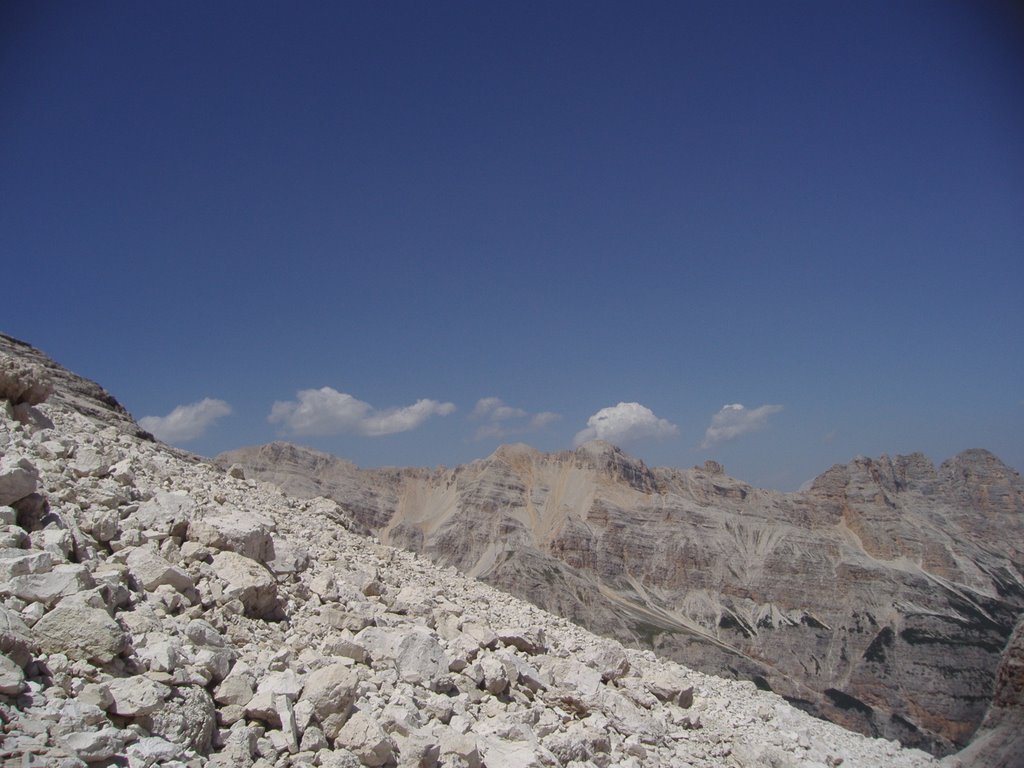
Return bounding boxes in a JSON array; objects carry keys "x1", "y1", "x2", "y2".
[
  {"x1": 470, "y1": 397, "x2": 561, "y2": 441},
  {"x1": 701, "y1": 403, "x2": 783, "y2": 448},
  {"x1": 140, "y1": 398, "x2": 232, "y2": 443},
  {"x1": 269, "y1": 387, "x2": 455, "y2": 437},
  {"x1": 573, "y1": 402, "x2": 679, "y2": 447}
]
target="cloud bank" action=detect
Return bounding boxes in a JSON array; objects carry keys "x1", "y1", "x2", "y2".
[
  {"x1": 573, "y1": 402, "x2": 679, "y2": 447},
  {"x1": 702, "y1": 403, "x2": 783, "y2": 448},
  {"x1": 470, "y1": 397, "x2": 561, "y2": 440},
  {"x1": 269, "y1": 387, "x2": 456, "y2": 437},
  {"x1": 140, "y1": 398, "x2": 232, "y2": 443}
]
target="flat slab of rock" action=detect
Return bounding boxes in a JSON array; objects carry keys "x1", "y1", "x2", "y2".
[
  {"x1": 2, "y1": 563, "x2": 95, "y2": 606},
  {"x1": 0, "y1": 547, "x2": 53, "y2": 580}
]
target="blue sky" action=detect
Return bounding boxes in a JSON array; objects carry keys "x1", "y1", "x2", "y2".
[{"x1": 3, "y1": 1, "x2": 1022, "y2": 490}]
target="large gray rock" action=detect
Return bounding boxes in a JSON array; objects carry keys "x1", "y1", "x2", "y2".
[
  {"x1": 106, "y1": 675, "x2": 171, "y2": 717},
  {"x1": 32, "y1": 602, "x2": 128, "y2": 663},
  {"x1": 0, "y1": 455, "x2": 38, "y2": 506},
  {"x1": 394, "y1": 630, "x2": 450, "y2": 690},
  {"x1": 297, "y1": 662, "x2": 358, "y2": 739},
  {"x1": 0, "y1": 547, "x2": 53, "y2": 581},
  {"x1": 0, "y1": 651, "x2": 26, "y2": 694},
  {"x1": 133, "y1": 492, "x2": 194, "y2": 538},
  {"x1": 61, "y1": 727, "x2": 127, "y2": 763},
  {"x1": 188, "y1": 508, "x2": 272, "y2": 561},
  {"x1": 2, "y1": 563, "x2": 95, "y2": 606},
  {"x1": 244, "y1": 669, "x2": 305, "y2": 726},
  {"x1": 209, "y1": 550, "x2": 279, "y2": 618},
  {"x1": 125, "y1": 546, "x2": 194, "y2": 593},
  {"x1": 0, "y1": 352, "x2": 52, "y2": 405},
  {"x1": 137, "y1": 685, "x2": 216, "y2": 753},
  {"x1": 125, "y1": 737, "x2": 187, "y2": 767},
  {"x1": 214, "y1": 661, "x2": 255, "y2": 708},
  {"x1": 644, "y1": 666, "x2": 694, "y2": 707},
  {"x1": 0, "y1": 604, "x2": 37, "y2": 666},
  {"x1": 334, "y1": 710, "x2": 395, "y2": 767}
]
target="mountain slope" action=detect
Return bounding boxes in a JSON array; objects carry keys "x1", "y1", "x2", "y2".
[
  {"x1": 0, "y1": 340, "x2": 947, "y2": 767},
  {"x1": 219, "y1": 439, "x2": 1024, "y2": 756}
]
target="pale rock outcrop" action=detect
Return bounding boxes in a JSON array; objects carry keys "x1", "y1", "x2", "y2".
[
  {"x1": 244, "y1": 669, "x2": 304, "y2": 726},
  {"x1": 137, "y1": 685, "x2": 216, "y2": 753},
  {"x1": 0, "y1": 604, "x2": 37, "y2": 666},
  {"x1": 334, "y1": 710, "x2": 397, "y2": 767},
  {"x1": 394, "y1": 629, "x2": 450, "y2": 690},
  {"x1": 0, "y1": 652, "x2": 25, "y2": 694},
  {"x1": 3, "y1": 563, "x2": 95, "y2": 606},
  {"x1": 0, "y1": 548, "x2": 53, "y2": 581},
  {"x1": 61, "y1": 726, "x2": 128, "y2": 763},
  {"x1": 0, "y1": 352, "x2": 52, "y2": 406}
]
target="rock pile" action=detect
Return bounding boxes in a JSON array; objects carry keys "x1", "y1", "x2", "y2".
[{"x1": 0, "y1": 342, "x2": 939, "y2": 766}]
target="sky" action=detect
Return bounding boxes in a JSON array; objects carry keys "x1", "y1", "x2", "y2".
[{"x1": 2, "y1": 1, "x2": 1022, "y2": 490}]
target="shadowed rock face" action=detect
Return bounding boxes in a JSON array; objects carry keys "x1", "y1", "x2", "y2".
[{"x1": 220, "y1": 440, "x2": 1024, "y2": 756}]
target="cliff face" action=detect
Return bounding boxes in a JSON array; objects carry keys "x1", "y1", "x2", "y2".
[{"x1": 220, "y1": 440, "x2": 1024, "y2": 756}]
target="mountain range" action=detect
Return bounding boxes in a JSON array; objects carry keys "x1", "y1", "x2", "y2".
[{"x1": 218, "y1": 438, "x2": 1024, "y2": 756}]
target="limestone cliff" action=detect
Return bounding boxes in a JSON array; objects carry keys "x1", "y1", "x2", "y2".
[{"x1": 220, "y1": 439, "x2": 1024, "y2": 756}]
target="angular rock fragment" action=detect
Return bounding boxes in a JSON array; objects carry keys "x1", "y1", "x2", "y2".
[
  {"x1": 137, "y1": 685, "x2": 216, "y2": 753},
  {"x1": 133, "y1": 492, "x2": 194, "y2": 538},
  {"x1": 298, "y1": 662, "x2": 358, "y2": 739},
  {"x1": 3, "y1": 563, "x2": 96, "y2": 606},
  {"x1": 0, "y1": 455, "x2": 38, "y2": 506},
  {"x1": 107, "y1": 675, "x2": 171, "y2": 717},
  {"x1": 189, "y1": 508, "x2": 272, "y2": 561},
  {"x1": 125, "y1": 546, "x2": 195, "y2": 593},
  {"x1": 334, "y1": 710, "x2": 396, "y2": 767},
  {"x1": 61, "y1": 727, "x2": 127, "y2": 763},
  {"x1": 0, "y1": 651, "x2": 26, "y2": 694},
  {"x1": 33, "y1": 602, "x2": 127, "y2": 663},
  {"x1": 645, "y1": 666, "x2": 694, "y2": 707},
  {"x1": 209, "y1": 550, "x2": 280, "y2": 619}
]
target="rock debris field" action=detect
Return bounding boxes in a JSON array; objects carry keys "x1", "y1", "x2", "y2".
[{"x1": 0, "y1": 350, "x2": 940, "y2": 767}]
